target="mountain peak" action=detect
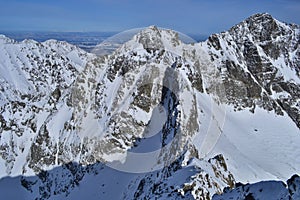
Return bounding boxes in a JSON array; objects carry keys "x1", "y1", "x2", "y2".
[
  {"x1": 245, "y1": 12, "x2": 278, "y2": 29},
  {"x1": 145, "y1": 25, "x2": 160, "y2": 31},
  {"x1": 228, "y1": 12, "x2": 293, "y2": 42},
  {"x1": 134, "y1": 26, "x2": 164, "y2": 51},
  {"x1": 0, "y1": 34, "x2": 15, "y2": 44},
  {"x1": 247, "y1": 12, "x2": 273, "y2": 21},
  {"x1": 0, "y1": 34, "x2": 7, "y2": 39},
  {"x1": 132, "y1": 26, "x2": 181, "y2": 52}
]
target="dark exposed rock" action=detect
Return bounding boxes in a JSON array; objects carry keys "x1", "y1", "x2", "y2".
[
  {"x1": 206, "y1": 13, "x2": 299, "y2": 128},
  {"x1": 214, "y1": 174, "x2": 300, "y2": 200}
]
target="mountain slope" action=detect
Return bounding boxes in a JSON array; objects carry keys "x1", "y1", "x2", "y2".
[
  {"x1": 0, "y1": 35, "x2": 94, "y2": 176},
  {"x1": 198, "y1": 13, "x2": 300, "y2": 182}
]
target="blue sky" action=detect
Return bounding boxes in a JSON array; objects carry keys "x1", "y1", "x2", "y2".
[{"x1": 0, "y1": 0, "x2": 299, "y2": 35}]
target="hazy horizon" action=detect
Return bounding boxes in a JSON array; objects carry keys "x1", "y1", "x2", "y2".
[{"x1": 0, "y1": 0, "x2": 300, "y2": 35}]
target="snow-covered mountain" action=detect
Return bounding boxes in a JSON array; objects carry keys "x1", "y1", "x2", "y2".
[
  {"x1": 0, "y1": 13, "x2": 299, "y2": 199},
  {"x1": 0, "y1": 36, "x2": 94, "y2": 176}
]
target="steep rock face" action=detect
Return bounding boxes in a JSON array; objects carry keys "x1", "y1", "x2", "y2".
[
  {"x1": 203, "y1": 13, "x2": 300, "y2": 127},
  {"x1": 288, "y1": 174, "x2": 300, "y2": 199},
  {"x1": 59, "y1": 26, "x2": 203, "y2": 168}
]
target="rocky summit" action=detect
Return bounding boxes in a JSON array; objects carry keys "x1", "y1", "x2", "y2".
[{"x1": 0, "y1": 13, "x2": 299, "y2": 199}]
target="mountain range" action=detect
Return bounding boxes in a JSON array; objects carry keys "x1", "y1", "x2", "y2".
[{"x1": 0, "y1": 13, "x2": 299, "y2": 199}]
